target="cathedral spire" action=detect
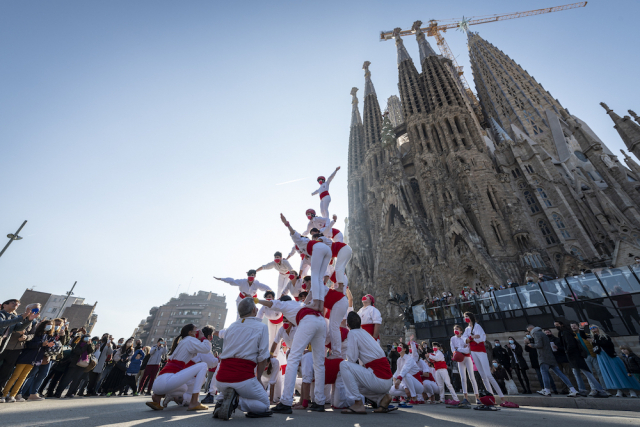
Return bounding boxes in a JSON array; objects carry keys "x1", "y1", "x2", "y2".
[
  {"x1": 629, "y1": 110, "x2": 640, "y2": 125},
  {"x1": 350, "y1": 87, "x2": 362, "y2": 127},
  {"x1": 363, "y1": 61, "x2": 376, "y2": 97},
  {"x1": 620, "y1": 149, "x2": 640, "y2": 177},
  {"x1": 412, "y1": 21, "x2": 436, "y2": 64},
  {"x1": 490, "y1": 117, "x2": 513, "y2": 144},
  {"x1": 392, "y1": 27, "x2": 411, "y2": 65},
  {"x1": 602, "y1": 102, "x2": 640, "y2": 159}
]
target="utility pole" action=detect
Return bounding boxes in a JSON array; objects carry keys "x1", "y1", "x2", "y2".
[
  {"x1": 0, "y1": 220, "x2": 27, "y2": 259},
  {"x1": 57, "y1": 281, "x2": 78, "y2": 318}
]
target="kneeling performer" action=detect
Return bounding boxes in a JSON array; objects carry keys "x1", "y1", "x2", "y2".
[{"x1": 214, "y1": 298, "x2": 271, "y2": 420}]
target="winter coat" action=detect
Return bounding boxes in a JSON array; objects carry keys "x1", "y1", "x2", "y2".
[
  {"x1": 492, "y1": 366, "x2": 510, "y2": 381},
  {"x1": 548, "y1": 334, "x2": 569, "y2": 364},
  {"x1": 64, "y1": 339, "x2": 95, "y2": 365},
  {"x1": 92, "y1": 342, "x2": 114, "y2": 374},
  {"x1": 505, "y1": 342, "x2": 529, "y2": 370},
  {"x1": 524, "y1": 338, "x2": 540, "y2": 369},
  {"x1": 16, "y1": 333, "x2": 53, "y2": 365},
  {"x1": 621, "y1": 352, "x2": 640, "y2": 374},
  {"x1": 530, "y1": 327, "x2": 557, "y2": 367},
  {"x1": 0, "y1": 311, "x2": 31, "y2": 353},
  {"x1": 493, "y1": 345, "x2": 511, "y2": 367},
  {"x1": 126, "y1": 349, "x2": 146, "y2": 375},
  {"x1": 558, "y1": 327, "x2": 589, "y2": 371},
  {"x1": 591, "y1": 334, "x2": 616, "y2": 358}
]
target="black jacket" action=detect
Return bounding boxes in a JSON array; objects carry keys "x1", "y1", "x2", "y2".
[
  {"x1": 505, "y1": 342, "x2": 529, "y2": 370},
  {"x1": 558, "y1": 327, "x2": 589, "y2": 371},
  {"x1": 524, "y1": 338, "x2": 540, "y2": 369},
  {"x1": 493, "y1": 345, "x2": 510, "y2": 367},
  {"x1": 592, "y1": 334, "x2": 616, "y2": 358},
  {"x1": 548, "y1": 334, "x2": 569, "y2": 364},
  {"x1": 621, "y1": 352, "x2": 640, "y2": 374}
]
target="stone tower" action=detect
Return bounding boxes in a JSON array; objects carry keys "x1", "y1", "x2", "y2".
[{"x1": 346, "y1": 27, "x2": 640, "y2": 336}]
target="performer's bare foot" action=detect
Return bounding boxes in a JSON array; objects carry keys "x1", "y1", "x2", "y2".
[{"x1": 342, "y1": 399, "x2": 367, "y2": 414}]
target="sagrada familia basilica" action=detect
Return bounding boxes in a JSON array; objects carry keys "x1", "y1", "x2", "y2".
[{"x1": 346, "y1": 24, "x2": 640, "y2": 336}]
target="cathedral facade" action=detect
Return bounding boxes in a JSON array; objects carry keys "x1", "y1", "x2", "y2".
[{"x1": 346, "y1": 25, "x2": 640, "y2": 338}]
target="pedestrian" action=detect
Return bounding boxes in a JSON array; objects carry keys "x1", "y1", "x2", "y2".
[
  {"x1": 505, "y1": 336, "x2": 531, "y2": 394},
  {"x1": 102, "y1": 338, "x2": 134, "y2": 397},
  {"x1": 490, "y1": 360, "x2": 509, "y2": 395},
  {"x1": 20, "y1": 319, "x2": 63, "y2": 401},
  {"x1": 136, "y1": 346, "x2": 151, "y2": 390},
  {"x1": 590, "y1": 325, "x2": 640, "y2": 397},
  {"x1": 545, "y1": 328, "x2": 572, "y2": 394},
  {"x1": 138, "y1": 338, "x2": 167, "y2": 395},
  {"x1": 54, "y1": 332, "x2": 96, "y2": 398},
  {"x1": 86, "y1": 334, "x2": 113, "y2": 396},
  {"x1": 0, "y1": 302, "x2": 40, "y2": 393},
  {"x1": 619, "y1": 345, "x2": 640, "y2": 386},
  {"x1": 122, "y1": 345, "x2": 145, "y2": 396}
]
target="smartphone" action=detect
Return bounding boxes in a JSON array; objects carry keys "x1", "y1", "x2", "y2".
[
  {"x1": 31, "y1": 308, "x2": 39, "y2": 314},
  {"x1": 580, "y1": 322, "x2": 589, "y2": 328}
]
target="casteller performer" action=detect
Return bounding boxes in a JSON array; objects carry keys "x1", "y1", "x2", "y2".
[
  {"x1": 256, "y1": 252, "x2": 294, "y2": 297},
  {"x1": 311, "y1": 166, "x2": 340, "y2": 218},
  {"x1": 213, "y1": 270, "x2": 272, "y2": 318},
  {"x1": 358, "y1": 294, "x2": 382, "y2": 341}
]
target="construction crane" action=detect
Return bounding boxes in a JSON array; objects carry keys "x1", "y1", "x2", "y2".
[{"x1": 380, "y1": 2, "x2": 587, "y2": 101}]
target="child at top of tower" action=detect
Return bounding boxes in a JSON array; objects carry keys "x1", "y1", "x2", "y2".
[{"x1": 311, "y1": 166, "x2": 340, "y2": 218}]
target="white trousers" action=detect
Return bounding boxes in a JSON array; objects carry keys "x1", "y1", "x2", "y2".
[
  {"x1": 267, "y1": 320, "x2": 281, "y2": 349},
  {"x1": 153, "y1": 362, "x2": 208, "y2": 396},
  {"x1": 471, "y1": 351, "x2": 503, "y2": 397},
  {"x1": 457, "y1": 356, "x2": 479, "y2": 395},
  {"x1": 331, "y1": 376, "x2": 356, "y2": 408},
  {"x1": 216, "y1": 377, "x2": 270, "y2": 414},
  {"x1": 390, "y1": 375, "x2": 423, "y2": 398},
  {"x1": 281, "y1": 315, "x2": 326, "y2": 406},
  {"x1": 434, "y1": 369, "x2": 458, "y2": 401},
  {"x1": 327, "y1": 297, "x2": 348, "y2": 357},
  {"x1": 334, "y1": 246, "x2": 352, "y2": 288},
  {"x1": 422, "y1": 380, "x2": 438, "y2": 397},
  {"x1": 320, "y1": 195, "x2": 331, "y2": 219},
  {"x1": 277, "y1": 273, "x2": 288, "y2": 297},
  {"x1": 340, "y1": 361, "x2": 391, "y2": 406},
  {"x1": 299, "y1": 257, "x2": 310, "y2": 278},
  {"x1": 301, "y1": 352, "x2": 314, "y2": 383},
  {"x1": 209, "y1": 365, "x2": 220, "y2": 394},
  {"x1": 310, "y1": 244, "x2": 331, "y2": 302}
]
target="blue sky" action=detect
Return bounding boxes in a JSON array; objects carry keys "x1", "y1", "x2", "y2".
[{"x1": 1, "y1": 0, "x2": 638, "y2": 340}]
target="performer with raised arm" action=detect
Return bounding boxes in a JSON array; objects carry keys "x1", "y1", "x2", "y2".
[
  {"x1": 312, "y1": 214, "x2": 344, "y2": 243},
  {"x1": 311, "y1": 167, "x2": 340, "y2": 218},
  {"x1": 428, "y1": 342, "x2": 459, "y2": 404},
  {"x1": 255, "y1": 294, "x2": 327, "y2": 414},
  {"x1": 450, "y1": 324, "x2": 478, "y2": 406},
  {"x1": 302, "y1": 209, "x2": 330, "y2": 237},
  {"x1": 256, "y1": 290, "x2": 284, "y2": 346},
  {"x1": 213, "y1": 270, "x2": 272, "y2": 317},
  {"x1": 339, "y1": 312, "x2": 395, "y2": 414},
  {"x1": 146, "y1": 324, "x2": 213, "y2": 411},
  {"x1": 256, "y1": 252, "x2": 294, "y2": 297},
  {"x1": 213, "y1": 298, "x2": 271, "y2": 420},
  {"x1": 462, "y1": 312, "x2": 506, "y2": 404},
  {"x1": 358, "y1": 294, "x2": 382, "y2": 341},
  {"x1": 280, "y1": 213, "x2": 331, "y2": 313}
]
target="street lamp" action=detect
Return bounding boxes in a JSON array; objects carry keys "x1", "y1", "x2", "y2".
[{"x1": 0, "y1": 221, "x2": 27, "y2": 259}]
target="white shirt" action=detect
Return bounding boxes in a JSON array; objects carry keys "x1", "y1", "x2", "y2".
[
  {"x1": 344, "y1": 328, "x2": 385, "y2": 365},
  {"x1": 261, "y1": 357, "x2": 280, "y2": 385},
  {"x1": 168, "y1": 336, "x2": 212, "y2": 363},
  {"x1": 257, "y1": 304, "x2": 283, "y2": 321},
  {"x1": 357, "y1": 305, "x2": 382, "y2": 325},
  {"x1": 462, "y1": 323, "x2": 486, "y2": 343},
  {"x1": 409, "y1": 341, "x2": 419, "y2": 362},
  {"x1": 395, "y1": 354, "x2": 419, "y2": 379},
  {"x1": 220, "y1": 277, "x2": 272, "y2": 299},
  {"x1": 268, "y1": 300, "x2": 304, "y2": 326},
  {"x1": 417, "y1": 359, "x2": 429, "y2": 373},
  {"x1": 311, "y1": 169, "x2": 338, "y2": 198},
  {"x1": 303, "y1": 216, "x2": 330, "y2": 237},
  {"x1": 192, "y1": 352, "x2": 219, "y2": 370},
  {"x1": 283, "y1": 278, "x2": 305, "y2": 299},
  {"x1": 428, "y1": 349, "x2": 445, "y2": 362},
  {"x1": 450, "y1": 336, "x2": 470, "y2": 354},
  {"x1": 273, "y1": 325, "x2": 297, "y2": 348},
  {"x1": 260, "y1": 259, "x2": 294, "y2": 275},
  {"x1": 219, "y1": 317, "x2": 269, "y2": 363},
  {"x1": 290, "y1": 232, "x2": 316, "y2": 257}
]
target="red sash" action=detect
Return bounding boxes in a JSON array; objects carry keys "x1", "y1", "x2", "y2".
[
  {"x1": 306, "y1": 240, "x2": 318, "y2": 256},
  {"x1": 269, "y1": 315, "x2": 284, "y2": 324},
  {"x1": 332, "y1": 228, "x2": 340, "y2": 238},
  {"x1": 362, "y1": 323, "x2": 376, "y2": 336},
  {"x1": 330, "y1": 272, "x2": 337, "y2": 283},
  {"x1": 324, "y1": 289, "x2": 345, "y2": 310},
  {"x1": 424, "y1": 372, "x2": 435, "y2": 381},
  {"x1": 331, "y1": 242, "x2": 347, "y2": 258},
  {"x1": 364, "y1": 357, "x2": 393, "y2": 380},
  {"x1": 281, "y1": 365, "x2": 287, "y2": 375},
  {"x1": 413, "y1": 372, "x2": 423, "y2": 382},
  {"x1": 325, "y1": 328, "x2": 349, "y2": 349},
  {"x1": 324, "y1": 358, "x2": 343, "y2": 385},
  {"x1": 320, "y1": 191, "x2": 329, "y2": 199},
  {"x1": 216, "y1": 358, "x2": 257, "y2": 383},
  {"x1": 433, "y1": 361, "x2": 447, "y2": 370},
  {"x1": 158, "y1": 360, "x2": 187, "y2": 376},
  {"x1": 239, "y1": 293, "x2": 257, "y2": 300},
  {"x1": 295, "y1": 307, "x2": 322, "y2": 326},
  {"x1": 469, "y1": 340, "x2": 486, "y2": 353}
]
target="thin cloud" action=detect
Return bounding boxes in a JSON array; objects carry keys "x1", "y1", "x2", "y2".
[{"x1": 275, "y1": 177, "x2": 308, "y2": 186}]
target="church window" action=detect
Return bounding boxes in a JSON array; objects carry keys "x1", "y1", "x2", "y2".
[
  {"x1": 570, "y1": 246, "x2": 584, "y2": 261},
  {"x1": 512, "y1": 168, "x2": 522, "y2": 178},
  {"x1": 573, "y1": 151, "x2": 588, "y2": 162},
  {"x1": 538, "y1": 220, "x2": 556, "y2": 245},
  {"x1": 537, "y1": 187, "x2": 553, "y2": 207},
  {"x1": 524, "y1": 191, "x2": 540, "y2": 213},
  {"x1": 523, "y1": 110, "x2": 543, "y2": 135},
  {"x1": 553, "y1": 213, "x2": 571, "y2": 238},
  {"x1": 627, "y1": 175, "x2": 638, "y2": 182},
  {"x1": 554, "y1": 253, "x2": 562, "y2": 265},
  {"x1": 524, "y1": 165, "x2": 534, "y2": 174}
]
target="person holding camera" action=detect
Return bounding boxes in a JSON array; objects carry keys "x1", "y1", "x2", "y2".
[
  {"x1": 53, "y1": 331, "x2": 96, "y2": 398},
  {"x1": 138, "y1": 337, "x2": 167, "y2": 395}
]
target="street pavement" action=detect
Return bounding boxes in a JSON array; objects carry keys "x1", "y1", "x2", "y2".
[{"x1": 1, "y1": 394, "x2": 640, "y2": 427}]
